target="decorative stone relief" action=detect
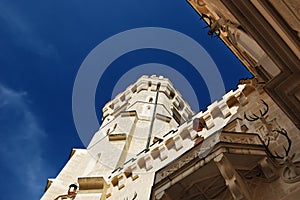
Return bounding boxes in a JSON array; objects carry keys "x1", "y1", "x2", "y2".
[
  {"x1": 265, "y1": 129, "x2": 300, "y2": 183},
  {"x1": 244, "y1": 100, "x2": 279, "y2": 143},
  {"x1": 219, "y1": 133, "x2": 261, "y2": 145},
  {"x1": 244, "y1": 99, "x2": 300, "y2": 183}
]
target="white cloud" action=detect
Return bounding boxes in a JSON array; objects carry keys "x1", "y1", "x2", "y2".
[
  {"x1": 0, "y1": 1, "x2": 58, "y2": 57},
  {"x1": 0, "y1": 84, "x2": 52, "y2": 199}
]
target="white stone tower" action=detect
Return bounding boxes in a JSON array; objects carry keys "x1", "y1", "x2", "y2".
[
  {"x1": 87, "y1": 75, "x2": 194, "y2": 176},
  {"x1": 42, "y1": 75, "x2": 194, "y2": 200}
]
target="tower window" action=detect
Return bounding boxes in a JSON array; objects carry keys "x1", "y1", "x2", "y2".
[
  {"x1": 68, "y1": 183, "x2": 78, "y2": 195},
  {"x1": 131, "y1": 85, "x2": 137, "y2": 93},
  {"x1": 169, "y1": 90, "x2": 175, "y2": 99},
  {"x1": 172, "y1": 107, "x2": 182, "y2": 125}
]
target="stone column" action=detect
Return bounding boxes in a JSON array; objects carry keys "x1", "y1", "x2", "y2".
[{"x1": 214, "y1": 153, "x2": 251, "y2": 200}]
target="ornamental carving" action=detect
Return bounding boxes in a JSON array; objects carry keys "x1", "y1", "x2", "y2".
[{"x1": 244, "y1": 101, "x2": 300, "y2": 183}]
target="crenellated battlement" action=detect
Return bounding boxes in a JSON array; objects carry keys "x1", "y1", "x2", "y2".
[{"x1": 102, "y1": 75, "x2": 194, "y2": 126}]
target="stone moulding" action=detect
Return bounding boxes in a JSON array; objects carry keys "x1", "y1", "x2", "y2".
[{"x1": 155, "y1": 131, "x2": 266, "y2": 184}]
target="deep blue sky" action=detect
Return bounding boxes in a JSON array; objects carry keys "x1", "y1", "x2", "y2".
[{"x1": 0, "y1": 0, "x2": 251, "y2": 199}]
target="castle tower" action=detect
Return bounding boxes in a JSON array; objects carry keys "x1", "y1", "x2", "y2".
[
  {"x1": 87, "y1": 75, "x2": 194, "y2": 175},
  {"x1": 42, "y1": 75, "x2": 194, "y2": 200}
]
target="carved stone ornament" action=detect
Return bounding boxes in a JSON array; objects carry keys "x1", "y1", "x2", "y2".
[
  {"x1": 266, "y1": 129, "x2": 300, "y2": 183},
  {"x1": 244, "y1": 101, "x2": 300, "y2": 183},
  {"x1": 280, "y1": 153, "x2": 300, "y2": 183}
]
